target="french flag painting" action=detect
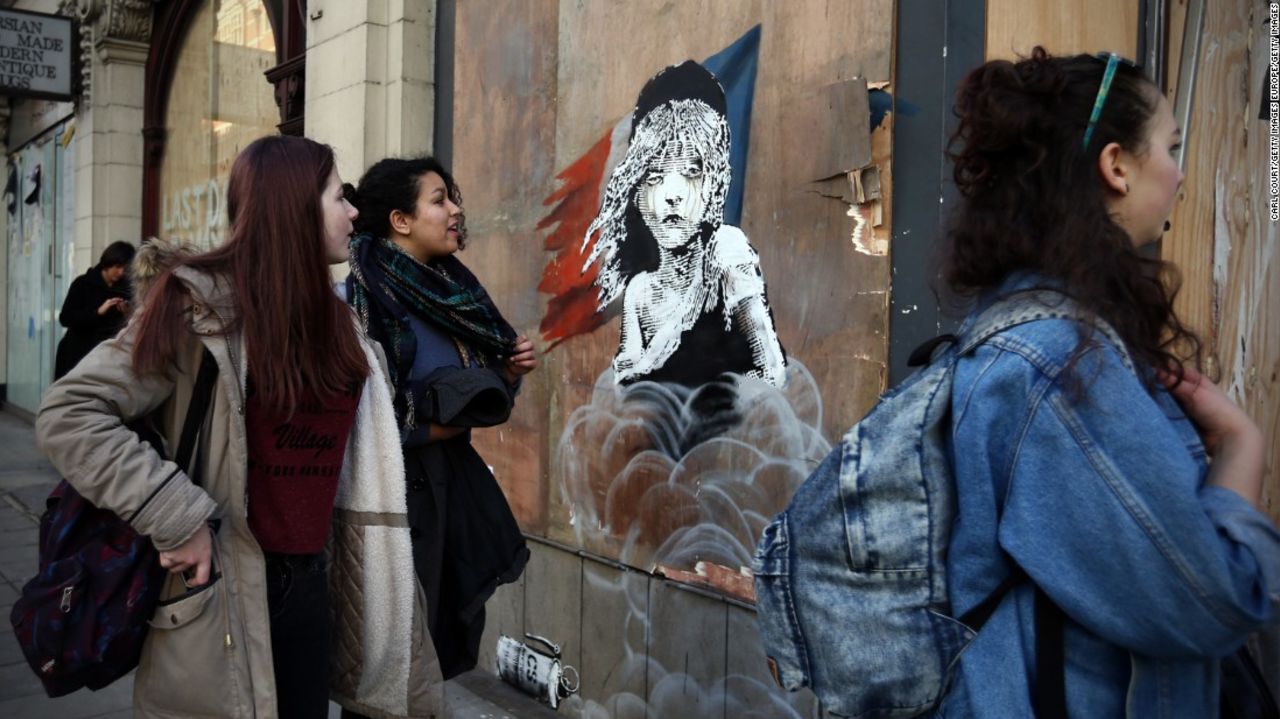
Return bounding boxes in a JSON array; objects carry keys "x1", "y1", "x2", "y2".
[{"x1": 536, "y1": 25, "x2": 762, "y2": 349}]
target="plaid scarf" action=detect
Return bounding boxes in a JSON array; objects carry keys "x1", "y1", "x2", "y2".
[{"x1": 348, "y1": 232, "x2": 517, "y2": 428}]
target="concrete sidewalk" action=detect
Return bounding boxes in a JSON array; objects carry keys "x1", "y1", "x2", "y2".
[{"x1": 0, "y1": 410, "x2": 554, "y2": 718}]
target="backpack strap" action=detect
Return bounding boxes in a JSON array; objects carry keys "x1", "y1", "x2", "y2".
[
  {"x1": 907, "y1": 333, "x2": 959, "y2": 368},
  {"x1": 957, "y1": 573, "x2": 1021, "y2": 630},
  {"x1": 958, "y1": 289, "x2": 1136, "y2": 375},
  {"x1": 173, "y1": 348, "x2": 219, "y2": 479},
  {"x1": 956, "y1": 571, "x2": 1068, "y2": 718},
  {"x1": 1033, "y1": 588, "x2": 1068, "y2": 718}
]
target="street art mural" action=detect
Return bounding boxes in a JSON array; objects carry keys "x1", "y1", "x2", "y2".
[
  {"x1": 538, "y1": 27, "x2": 822, "y2": 578},
  {"x1": 557, "y1": 361, "x2": 829, "y2": 574},
  {"x1": 581, "y1": 59, "x2": 786, "y2": 387},
  {"x1": 527, "y1": 28, "x2": 834, "y2": 714},
  {"x1": 538, "y1": 26, "x2": 764, "y2": 357},
  {"x1": 455, "y1": 3, "x2": 893, "y2": 714}
]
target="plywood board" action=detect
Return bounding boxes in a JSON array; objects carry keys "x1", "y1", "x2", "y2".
[
  {"x1": 535, "y1": 0, "x2": 893, "y2": 573},
  {"x1": 645, "y1": 580, "x2": 728, "y2": 719},
  {"x1": 522, "y1": 541, "x2": 584, "y2": 674},
  {"x1": 724, "y1": 605, "x2": 822, "y2": 719},
  {"x1": 571, "y1": 561, "x2": 651, "y2": 719},
  {"x1": 1161, "y1": 1, "x2": 1279, "y2": 526},
  {"x1": 453, "y1": 0, "x2": 561, "y2": 534},
  {"x1": 453, "y1": 0, "x2": 894, "y2": 599},
  {"x1": 985, "y1": 0, "x2": 1138, "y2": 61}
]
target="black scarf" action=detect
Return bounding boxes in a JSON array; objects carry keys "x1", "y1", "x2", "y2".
[{"x1": 347, "y1": 232, "x2": 517, "y2": 427}]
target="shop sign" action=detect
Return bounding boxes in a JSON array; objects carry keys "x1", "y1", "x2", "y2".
[{"x1": 0, "y1": 8, "x2": 73, "y2": 101}]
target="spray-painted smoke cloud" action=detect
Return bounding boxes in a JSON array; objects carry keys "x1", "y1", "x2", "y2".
[
  {"x1": 558, "y1": 359, "x2": 828, "y2": 574},
  {"x1": 554, "y1": 363, "x2": 828, "y2": 717}
]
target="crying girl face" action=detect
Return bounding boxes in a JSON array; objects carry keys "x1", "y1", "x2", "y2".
[{"x1": 636, "y1": 142, "x2": 707, "y2": 250}]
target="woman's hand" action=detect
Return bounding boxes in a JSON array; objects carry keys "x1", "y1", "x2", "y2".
[
  {"x1": 158, "y1": 525, "x2": 213, "y2": 587},
  {"x1": 501, "y1": 336, "x2": 537, "y2": 385},
  {"x1": 1160, "y1": 365, "x2": 1264, "y2": 507},
  {"x1": 97, "y1": 297, "x2": 126, "y2": 315}
]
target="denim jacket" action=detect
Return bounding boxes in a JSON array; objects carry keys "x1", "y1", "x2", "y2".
[{"x1": 939, "y1": 276, "x2": 1280, "y2": 718}]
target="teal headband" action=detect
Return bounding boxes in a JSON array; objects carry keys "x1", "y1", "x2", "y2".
[{"x1": 1082, "y1": 53, "x2": 1120, "y2": 150}]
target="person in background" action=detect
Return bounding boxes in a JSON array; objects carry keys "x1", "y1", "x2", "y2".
[
  {"x1": 37, "y1": 136, "x2": 441, "y2": 719},
  {"x1": 937, "y1": 47, "x2": 1278, "y2": 716},
  {"x1": 54, "y1": 240, "x2": 135, "y2": 379},
  {"x1": 346, "y1": 156, "x2": 535, "y2": 683}
]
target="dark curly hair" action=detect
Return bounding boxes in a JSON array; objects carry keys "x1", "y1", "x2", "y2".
[
  {"x1": 940, "y1": 46, "x2": 1200, "y2": 385},
  {"x1": 349, "y1": 156, "x2": 468, "y2": 249}
]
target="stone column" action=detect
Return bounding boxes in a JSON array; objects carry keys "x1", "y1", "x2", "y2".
[
  {"x1": 64, "y1": 0, "x2": 151, "y2": 270},
  {"x1": 304, "y1": 0, "x2": 436, "y2": 175}
]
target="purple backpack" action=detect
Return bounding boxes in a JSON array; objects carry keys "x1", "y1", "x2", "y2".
[{"x1": 10, "y1": 349, "x2": 217, "y2": 696}]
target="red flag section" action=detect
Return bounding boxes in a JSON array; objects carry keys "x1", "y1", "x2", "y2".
[{"x1": 536, "y1": 130, "x2": 614, "y2": 349}]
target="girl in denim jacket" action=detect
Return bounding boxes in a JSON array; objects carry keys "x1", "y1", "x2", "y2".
[{"x1": 937, "y1": 48, "x2": 1279, "y2": 717}]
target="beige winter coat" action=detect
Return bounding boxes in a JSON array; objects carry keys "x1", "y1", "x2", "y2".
[{"x1": 35, "y1": 250, "x2": 443, "y2": 718}]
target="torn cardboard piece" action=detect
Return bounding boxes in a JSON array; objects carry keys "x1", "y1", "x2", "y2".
[{"x1": 795, "y1": 77, "x2": 873, "y2": 183}]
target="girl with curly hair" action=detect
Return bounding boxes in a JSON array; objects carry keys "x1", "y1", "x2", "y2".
[{"x1": 937, "y1": 48, "x2": 1278, "y2": 716}]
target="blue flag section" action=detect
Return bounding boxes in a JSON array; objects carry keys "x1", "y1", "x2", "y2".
[{"x1": 702, "y1": 24, "x2": 761, "y2": 227}]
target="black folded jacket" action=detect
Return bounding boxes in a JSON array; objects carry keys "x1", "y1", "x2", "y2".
[{"x1": 415, "y1": 366, "x2": 513, "y2": 428}]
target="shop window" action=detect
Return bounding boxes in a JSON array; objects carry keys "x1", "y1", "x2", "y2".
[{"x1": 158, "y1": 0, "x2": 278, "y2": 249}]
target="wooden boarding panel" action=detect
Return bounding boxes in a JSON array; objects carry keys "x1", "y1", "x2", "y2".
[
  {"x1": 644, "y1": 580, "x2": 728, "y2": 719},
  {"x1": 574, "y1": 561, "x2": 651, "y2": 718},
  {"x1": 724, "y1": 605, "x2": 822, "y2": 719},
  {"x1": 986, "y1": 0, "x2": 1138, "y2": 60},
  {"x1": 451, "y1": 7, "x2": 897, "y2": 711},
  {"x1": 1161, "y1": 0, "x2": 1279, "y2": 527},
  {"x1": 533, "y1": 0, "x2": 892, "y2": 577},
  {"x1": 1160, "y1": 0, "x2": 1280, "y2": 687},
  {"x1": 522, "y1": 541, "x2": 584, "y2": 674},
  {"x1": 453, "y1": 0, "x2": 561, "y2": 534}
]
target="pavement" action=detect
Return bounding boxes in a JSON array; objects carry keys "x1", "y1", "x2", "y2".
[{"x1": 0, "y1": 409, "x2": 556, "y2": 718}]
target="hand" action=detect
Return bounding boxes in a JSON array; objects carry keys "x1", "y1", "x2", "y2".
[
  {"x1": 97, "y1": 297, "x2": 126, "y2": 315},
  {"x1": 501, "y1": 336, "x2": 537, "y2": 385},
  {"x1": 1160, "y1": 364, "x2": 1264, "y2": 506},
  {"x1": 1158, "y1": 365, "x2": 1261, "y2": 456},
  {"x1": 158, "y1": 525, "x2": 213, "y2": 587}
]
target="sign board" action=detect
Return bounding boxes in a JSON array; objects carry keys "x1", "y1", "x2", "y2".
[{"x1": 0, "y1": 8, "x2": 74, "y2": 101}]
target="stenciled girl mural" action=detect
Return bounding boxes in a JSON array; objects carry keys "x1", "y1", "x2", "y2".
[
  {"x1": 585, "y1": 60, "x2": 786, "y2": 387},
  {"x1": 539, "y1": 38, "x2": 827, "y2": 587}
]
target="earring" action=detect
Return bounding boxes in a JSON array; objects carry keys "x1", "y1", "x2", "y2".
[{"x1": 1122, "y1": 182, "x2": 1129, "y2": 195}]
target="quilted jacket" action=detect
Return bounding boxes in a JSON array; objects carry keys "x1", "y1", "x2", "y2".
[{"x1": 35, "y1": 240, "x2": 443, "y2": 718}]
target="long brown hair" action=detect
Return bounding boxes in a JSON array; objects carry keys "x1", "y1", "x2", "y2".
[
  {"x1": 941, "y1": 47, "x2": 1200, "y2": 383},
  {"x1": 132, "y1": 135, "x2": 369, "y2": 413}
]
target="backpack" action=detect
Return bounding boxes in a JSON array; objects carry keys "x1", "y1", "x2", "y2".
[
  {"x1": 752, "y1": 291, "x2": 1127, "y2": 718},
  {"x1": 10, "y1": 348, "x2": 218, "y2": 697}
]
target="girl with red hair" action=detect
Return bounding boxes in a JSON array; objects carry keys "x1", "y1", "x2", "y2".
[{"x1": 37, "y1": 136, "x2": 440, "y2": 718}]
